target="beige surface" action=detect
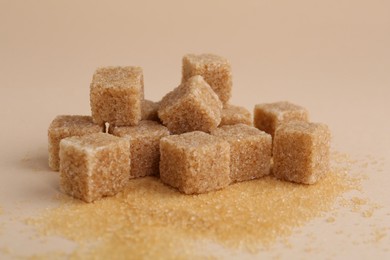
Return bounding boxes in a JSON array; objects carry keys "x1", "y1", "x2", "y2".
[{"x1": 0, "y1": 0, "x2": 389, "y2": 258}]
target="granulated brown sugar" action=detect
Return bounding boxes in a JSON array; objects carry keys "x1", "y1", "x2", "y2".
[
  {"x1": 338, "y1": 196, "x2": 382, "y2": 218},
  {"x1": 372, "y1": 228, "x2": 389, "y2": 243},
  {"x1": 28, "y1": 152, "x2": 364, "y2": 258}
]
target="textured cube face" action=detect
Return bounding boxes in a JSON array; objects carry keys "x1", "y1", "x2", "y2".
[
  {"x1": 254, "y1": 101, "x2": 309, "y2": 137},
  {"x1": 48, "y1": 115, "x2": 104, "y2": 171},
  {"x1": 59, "y1": 133, "x2": 130, "y2": 202},
  {"x1": 109, "y1": 120, "x2": 170, "y2": 178},
  {"x1": 159, "y1": 131, "x2": 231, "y2": 194},
  {"x1": 272, "y1": 122, "x2": 331, "y2": 184},
  {"x1": 182, "y1": 54, "x2": 232, "y2": 104},
  {"x1": 212, "y1": 124, "x2": 272, "y2": 182},
  {"x1": 220, "y1": 104, "x2": 252, "y2": 126},
  {"x1": 158, "y1": 75, "x2": 223, "y2": 134},
  {"x1": 90, "y1": 66, "x2": 144, "y2": 126},
  {"x1": 141, "y1": 99, "x2": 160, "y2": 121}
]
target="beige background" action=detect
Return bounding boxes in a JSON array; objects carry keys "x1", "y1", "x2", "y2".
[{"x1": 0, "y1": 0, "x2": 389, "y2": 258}]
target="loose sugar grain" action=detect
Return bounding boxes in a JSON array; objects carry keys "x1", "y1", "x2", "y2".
[
  {"x1": 254, "y1": 101, "x2": 309, "y2": 137},
  {"x1": 60, "y1": 133, "x2": 130, "y2": 203},
  {"x1": 109, "y1": 120, "x2": 169, "y2": 178},
  {"x1": 160, "y1": 131, "x2": 230, "y2": 194},
  {"x1": 220, "y1": 104, "x2": 252, "y2": 126},
  {"x1": 158, "y1": 75, "x2": 222, "y2": 134},
  {"x1": 182, "y1": 54, "x2": 232, "y2": 104},
  {"x1": 48, "y1": 115, "x2": 104, "y2": 171},
  {"x1": 90, "y1": 66, "x2": 144, "y2": 126},
  {"x1": 29, "y1": 160, "x2": 361, "y2": 258},
  {"x1": 212, "y1": 124, "x2": 272, "y2": 183}
]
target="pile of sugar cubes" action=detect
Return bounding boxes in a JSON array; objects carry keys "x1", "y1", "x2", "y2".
[{"x1": 48, "y1": 54, "x2": 330, "y2": 203}]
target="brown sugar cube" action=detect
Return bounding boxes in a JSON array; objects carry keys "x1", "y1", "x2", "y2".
[
  {"x1": 254, "y1": 101, "x2": 309, "y2": 137},
  {"x1": 182, "y1": 54, "x2": 232, "y2": 104},
  {"x1": 90, "y1": 66, "x2": 144, "y2": 126},
  {"x1": 273, "y1": 121, "x2": 331, "y2": 184},
  {"x1": 220, "y1": 104, "x2": 252, "y2": 126},
  {"x1": 141, "y1": 99, "x2": 160, "y2": 121},
  {"x1": 212, "y1": 124, "x2": 272, "y2": 183},
  {"x1": 59, "y1": 133, "x2": 130, "y2": 203},
  {"x1": 160, "y1": 131, "x2": 230, "y2": 194},
  {"x1": 48, "y1": 115, "x2": 104, "y2": 171},
  {"x1": 109, "y1": 120, "x2": 170, "y2": 178},
  {"x1": 158, "y1": 75, "x2": 222, "y2": 134}
]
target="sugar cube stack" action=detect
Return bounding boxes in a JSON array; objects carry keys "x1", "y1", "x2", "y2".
[
  {"x1": 59, "y1": 133, "x2": 130, "y2": 202},
  {"x1": 48, "y1": 53, "x2": 332, "y2": 202}
]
